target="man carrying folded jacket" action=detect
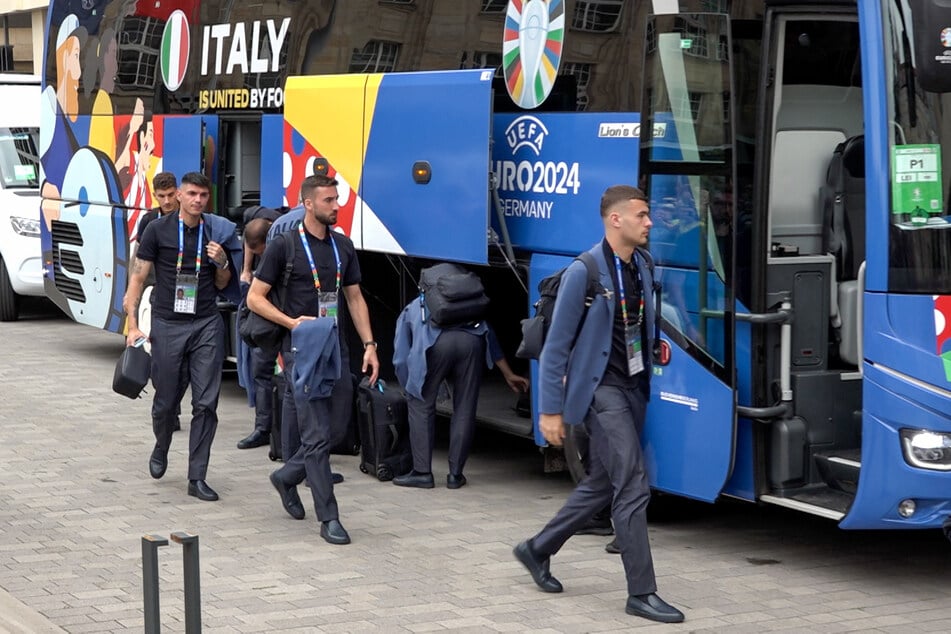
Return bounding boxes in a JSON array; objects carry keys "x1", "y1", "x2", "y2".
[{"x1": 247, "y1": 174, "x2": 379, "y2": 545}]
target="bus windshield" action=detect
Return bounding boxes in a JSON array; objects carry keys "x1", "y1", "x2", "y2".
[
  {"x1": 885, "y1": 1, "x2": 951, "y2": 293},
  {"x1": 0, "y1": 128, "x2": 39, "y2": 189}
]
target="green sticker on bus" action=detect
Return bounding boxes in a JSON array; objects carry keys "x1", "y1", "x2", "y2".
[
  {"x1": 13, "y1": 164, "x2": 35, "y2": 181},
  {"x1": 892, "y1": 144, "x2": 943, "y2": 225}
]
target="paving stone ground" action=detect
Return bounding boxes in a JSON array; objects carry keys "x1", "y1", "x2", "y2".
[{"x1": 2, "y1": 300, "x2": 951, "y2": 633}]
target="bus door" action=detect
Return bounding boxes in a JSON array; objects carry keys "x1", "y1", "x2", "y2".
[
  {"x1": 219, "y1": 116, "x2": 263, "y2": 225},
  {"x1": 639, "y1": 10, "x2": 738, "y2": 502},
  {"x1": 282, "y1": 69, "x2": 494, "y2": 264}
]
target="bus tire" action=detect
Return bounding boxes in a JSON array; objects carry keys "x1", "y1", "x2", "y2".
[
  {"x1": 0, "y1": 257, "x2": 20, "y2": 322},
  {"x1": 563, "y1": 422, "x2": 589, "y2": 484}
]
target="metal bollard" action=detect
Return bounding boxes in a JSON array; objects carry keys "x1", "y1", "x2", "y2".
[
  {"x1": 141, "y1": 534, "x2": 169, "y2": 634},
  {"x1": 170, "y1": 531, "x2": 202, "y2": 634}
]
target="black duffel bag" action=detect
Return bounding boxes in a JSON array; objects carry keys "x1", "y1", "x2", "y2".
[
  {"x1": 238, "y1": 231, "x2": 296, "y2": 353},
  {"x1": 418, "y1": 263, "x2": 489, "y2": 328},
  {"x1": 113, "y1": 340, "x2": 151, "y2": 399}
]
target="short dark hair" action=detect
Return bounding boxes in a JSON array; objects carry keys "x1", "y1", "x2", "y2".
[
  {"x1": 180, "y1": 171, "x2": 211, "y2": 191},
  {"x1": 600, "y1": 185, "x2": 648, "y2": 218},
  {"x1": 243, "y1": 217, "x2": 272, "y2": 249},
  {"x1": 152, "y1": 171, "x2": 177, "y2": 191},
  {"x1": 300, "y1": 174, "x2": 339, "y2": 202}
]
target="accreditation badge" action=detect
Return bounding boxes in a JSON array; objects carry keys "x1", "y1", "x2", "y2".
[
  {"x1": 626, "y1": 323, "x2": 645, "y2": 376},
  {"x1": 174, "y1": 274, "x2": 198, "y2": 315},
  {"x1": 318, "y1": 291, "x2": 338, "y2": 322}
]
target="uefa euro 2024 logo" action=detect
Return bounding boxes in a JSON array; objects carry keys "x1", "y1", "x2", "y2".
[{"x1": 502, "y1": 0, "x2": 565, "y2": 109}]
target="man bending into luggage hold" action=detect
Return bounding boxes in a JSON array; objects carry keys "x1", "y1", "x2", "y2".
[
  {"x1": 512, "y1": 185, "x2": 684, "y2": 623},
  {"x1": 392, "y1": 276, "x2": 528, "y2": 489},
  {"x1": 248, "y1": 174, "x2": 379, "y2": 545},
  {"x1": 236, "y1": 214, "x2": 281, "y2": 451},
  {"x1": 124, "y1": 172, "x2": 240, "y2": 502}
]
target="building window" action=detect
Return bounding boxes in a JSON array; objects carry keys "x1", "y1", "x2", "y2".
[
  {"x1": 349, "y1": 41, "x2": 401, "y2": 73},
  {"x1": 675, "y1": 17, "x2": 709, "y2": 58},
  {"x1": 460, "y1": 50, "x2": 503, "y2": 78},
  {"x1": 689, "y1": 91, "x2": 703, "y2": 122},
  {"x1": 646, "y1": 20, "x2": 656, "y2": 54},
  {"x1": 701, "y1": 0, "x2": 729, "y2": 12},
  {"x1": 560, "y1": 62, "x2": 592, "y2": 111},
  {"x1": 572, "y1": 0, "x2": 624, "y2": 33},
  {"x1": 116, "y1": 16, "x2": 163, "y2": 90},
  {"x1": 480, "y1": 0, "x2": 508, "y2": 13},
  {"x1": 716, "y1": 34, "x2": 730, "y2": 61}
]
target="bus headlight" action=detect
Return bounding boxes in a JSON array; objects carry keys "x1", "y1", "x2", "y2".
[
  {"x1": 900, "y1": 429, "x2": 951, "y2": 471},
  {"x1": 10, "y1": 216, "x2": 41, "y2": 238}
]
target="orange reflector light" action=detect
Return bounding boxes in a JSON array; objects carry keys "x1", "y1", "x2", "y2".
[{"x1": 412, "y1": 161, "x2": 432, "y2": 184}]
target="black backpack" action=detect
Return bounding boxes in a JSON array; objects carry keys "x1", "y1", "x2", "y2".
[
  {"x1": 516, "y1": 248, "x2": 661, "y2": 360},
  {"x1": 418, "y1": 263, "x2": 490, "y2": 328},
  {"x1": 237, "y1": 232, "x2": 296, "y2": 354},
  {"x1": 516, "y1": 252, "x2": 601, "y2": 360}
]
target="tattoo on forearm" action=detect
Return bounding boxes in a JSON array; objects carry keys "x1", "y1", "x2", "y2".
[{"x1": 131, "y1": 258, "x2": 144, "y2": 275}]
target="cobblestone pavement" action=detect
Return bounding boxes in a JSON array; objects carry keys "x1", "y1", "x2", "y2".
[{"x1": 2, "y1": 301, "x2": 951, "y2": 633}]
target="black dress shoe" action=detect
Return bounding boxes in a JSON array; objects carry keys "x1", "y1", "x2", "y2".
[
  {"x1": 392, "y1": 470, "x2": 434, "y2": 489},
  {"x1": 513, "y1": 540, "x2": 563, "y2": 593},
  {"x1": 605, "y1": 538, "x2": 621, "y2": 554},
  {"x1": 269, "y1": 472, "x2": 305, "y2": 520},
  {"x1": 625, "y1": 593, "x2": 685, "y2": 623},
  {"x1": 149, "y1": 447, "x2": 167, "y2": 480},
  {"x1": 320, "y1": 519, "x2": 351, "y2": 545},
  {"x1": 236, "y1": 430, "x2": 270, "y2": 450},
  {"x1": 187, "y1": 480, "x2": 219, "y2": 501},
  {"x1": 446, "y1": 473, "x2": 467, "y2": 489}
]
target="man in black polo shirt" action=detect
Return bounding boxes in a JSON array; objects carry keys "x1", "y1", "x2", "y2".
[
  {"x1": 123, "y1": 172, "x2": 239, "y2": 502},
  {"x1": 135, "y1": 171, "x2": 186, "y2": 432},
  {"x1": 248, "y1": 174, "x2": 379, "y2": 545}
]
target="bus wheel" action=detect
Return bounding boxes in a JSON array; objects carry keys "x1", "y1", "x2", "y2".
[
  {"x1": 0, "y1": 257, "x2": 20, "y2": 322},
  {"x1": 563, "y1": 422, "x2": 589, "y2": 484}
]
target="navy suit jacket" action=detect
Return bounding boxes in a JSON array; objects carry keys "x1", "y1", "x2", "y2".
[{"x1": 538, "y1": 242, "x2": 656, "y2": 425}]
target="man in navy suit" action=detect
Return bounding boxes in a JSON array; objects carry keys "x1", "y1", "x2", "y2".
[{"x1": 513, "y1": 185, "x2": 684, "y2": 624}]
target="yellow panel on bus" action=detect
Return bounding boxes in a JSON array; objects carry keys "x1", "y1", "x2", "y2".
[{"x1": 283, "y1": 74, "x2": 384, "y2": 194}]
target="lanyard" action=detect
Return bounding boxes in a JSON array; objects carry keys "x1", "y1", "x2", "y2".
[
  {"x1": 613, "y1": 252, "x2": 644, "y2": 328},
  {"x1": 177, "y1": 216, "x2": 204, "y2": 276},
  {"x1": 298, "y1": 224, "x2": 341, "y2": 293}
]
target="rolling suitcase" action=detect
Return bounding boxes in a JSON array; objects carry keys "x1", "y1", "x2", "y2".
[
  {"x1": 268, "y1": 372, "x2": 285, "y2": 462},
  {"x1": 356, "y1": 377, "x2": 413, "y2": 481},
  {"x1": 330, "y1": 373, "x2": 361, "y2": 456}
]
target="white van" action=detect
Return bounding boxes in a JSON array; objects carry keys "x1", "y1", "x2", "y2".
[{"x1": 0, "y1": 74, "x2": 42, "y2": 321}]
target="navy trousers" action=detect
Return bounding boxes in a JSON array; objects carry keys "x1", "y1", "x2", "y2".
[
  {"x1": 274, "y1": 347, "x2": 351, "y2": 521},
  {"x1": 150, "y1": 313, "x2": 224, "y2": 481},
  {"x1": 251, "y1": 345, "x2": 277, "y2": 434},
  {"x1": 532, "y1": 384, "x2": 657, "y2": 596},
  {"x1": 406, "y1": 330, "x2": 484, "y2": 475}
]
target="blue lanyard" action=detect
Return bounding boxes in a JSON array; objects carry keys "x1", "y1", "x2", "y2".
[
  {"x1": 177, "y1": 216, "x2": 204, "y2": 276},
  {"x1": 298, "y1": 225, "x2": 341, "y2": 293},
  {"x1": 613, "y1": 252, "x2": 643, "y2": 328}
]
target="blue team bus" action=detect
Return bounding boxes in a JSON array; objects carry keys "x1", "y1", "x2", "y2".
[{"x1": 40, "y1": 0, "x2": 951, "y2": 534}]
